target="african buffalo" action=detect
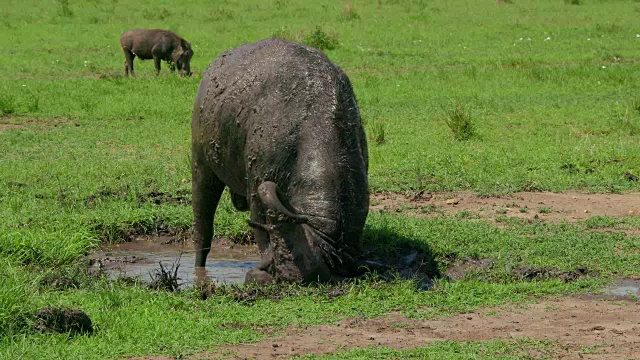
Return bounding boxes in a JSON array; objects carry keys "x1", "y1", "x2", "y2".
[{"x1": 191, "y1": 38, "x2": 369, "y2": 283}]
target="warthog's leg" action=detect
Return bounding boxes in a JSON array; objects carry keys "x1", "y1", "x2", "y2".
[
  {"x1": 192, "y1": 152, "x2": 225, "y2": 268},
  {"x1": 122, "y1": 48, "x2": 135, "y2": 77},
  {"x1": 153, "y1": 57, "x2": 162, "y2": 75}
]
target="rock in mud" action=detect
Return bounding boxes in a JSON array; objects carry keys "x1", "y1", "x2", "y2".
[{"x1": 33, "y1": 307, "x2": 93, "y2": 335}]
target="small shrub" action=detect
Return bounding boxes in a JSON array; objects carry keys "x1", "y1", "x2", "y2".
[
  {"x1": 611, "y1": 102, "x2": 640, "y2": 136},
  {"x1": 420, "y1": 204, "x2": 443, "y2": 215},
  {"x1": 370, "y1": 122, "x2": 386, "y2": 145},
  {"x1": 274, "y1": 0, "x2": 288, "y2": 9},
  {"x1": 632, "y1": 99, "x2": 640, "y2": 114},
  {"x1": 26, "y1": 92, "x2": 40, "y2": 113},
  {"x1": 79, "y1": 98, "x2": 97, "y2": 114},
  {"x1": 143, "y1": 7, "x2": 171, "y2": 21},
  {"x1": 444, "y1": 102, "x2": 474, "y2": 141},
  {"x1": 341, "y1": 2, "x2": 361, "y2": 21},
  {"x1": 57, "y1": 0, "x2": 74, "y2": 17},
  {"x1": 304, "y1": 26, "x2": 339, "y2": 50},
  {"x1": 272, "y1": 26, "x2": 296, "y2": 41},
  {"x1": 564, "y1": 0, "x2": 582, "y2": 4},
  {"x1": 0, "y1": 93, "x2": 16, "y2": 116}
]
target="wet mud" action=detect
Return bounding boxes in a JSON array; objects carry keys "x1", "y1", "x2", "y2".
[
  {"x1": 87, "y1": 235, "x2": 259, "y2": 285},
  {"x1": 603, "y1": 278, "x2": 640, "y2": 298}
]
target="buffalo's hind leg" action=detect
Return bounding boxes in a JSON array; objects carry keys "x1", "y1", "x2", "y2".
[{"x1": 192, "y1": 156, "x2": 225, "y2": 268}]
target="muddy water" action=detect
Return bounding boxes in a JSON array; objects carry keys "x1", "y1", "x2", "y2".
[
  {"x1": 87, "y1": 236, "x2": 260, "y2": 285},
  {"x1": 604, "y1": 278, "x2": 640, "y2": 297}
]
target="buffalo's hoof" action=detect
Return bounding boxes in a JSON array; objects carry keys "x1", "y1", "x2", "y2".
[{"x1": 245, "y1": 269, "x2": 274, "y2": 284}]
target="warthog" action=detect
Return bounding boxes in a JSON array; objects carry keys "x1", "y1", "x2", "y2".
[
  {"x1": 119, "y1": 29, "x2": 193, "y2": 77},
  {"x1": 191, "y1": 38, "x2": 369, "y2": 283}
]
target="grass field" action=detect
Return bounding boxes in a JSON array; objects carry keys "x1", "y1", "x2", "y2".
[{"x1": 1, "y1": 0, "x2": 640, "y2": 358}]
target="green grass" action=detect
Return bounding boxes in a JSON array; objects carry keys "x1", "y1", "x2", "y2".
[{"x1": 1, "y1": 0, "x2": 640, "y2": 358}]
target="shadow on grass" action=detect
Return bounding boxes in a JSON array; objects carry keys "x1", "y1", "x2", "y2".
[{"x1": 358, "y1": 223, "x2": 441, "y2": 290}]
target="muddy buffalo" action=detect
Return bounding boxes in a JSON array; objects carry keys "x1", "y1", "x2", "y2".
[
  {"x1": 191, "y1": 38, "x2": 369, "y2": 283},
  {"x1": 120, "y1": 29, "x2": 193, "y2": 77}
]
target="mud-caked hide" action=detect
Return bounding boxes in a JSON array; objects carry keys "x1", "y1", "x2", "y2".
[{"x1": 191, "y1": 38, "x2": 369, "y2": 283}]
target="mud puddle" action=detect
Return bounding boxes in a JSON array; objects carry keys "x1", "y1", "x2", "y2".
[
  {"x1": 604, "y1": 278, "x2": 640, "y2": 297},
  {"x1": 87, "y1": 236, "x2": 259, "y2": 285}
]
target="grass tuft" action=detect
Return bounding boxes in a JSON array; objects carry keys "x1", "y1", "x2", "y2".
[
  {"x1": 56, "y1": 0, "x2": 73, "y2": 17},
  {"x1": 304, "y1": 26, "x2": 339, "y2": 51},
  {"x1": 444, "y1": 102, "x2": 474, "y2": 141},
  {"x1": 0, "y1": 93, "x2": 16, "y2": 116},
  {"x1": 340, "y1": 2, "x2": 361, "y2": 21},
  {"x1": 149, "y1": 259, "x2": 181, "y2": 292},
  {"x1": 611, "y1": 102, "x2": 640, "y2": 135},
  {"x1": 370, "y1": 122, "x2": 386, "y2": 145}
]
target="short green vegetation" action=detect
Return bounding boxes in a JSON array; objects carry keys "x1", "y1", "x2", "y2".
[{"x1": 1, "y1": 0, "x2": 639, "y2": 358}]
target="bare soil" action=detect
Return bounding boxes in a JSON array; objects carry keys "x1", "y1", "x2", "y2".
[
  {"x1": 200, "y1": 297, "x2": 640, "y2": 359},
  {"x1": 0, "y1": 116, "x2": 74, "y2": 131},
  {"x1": 371, "y1": 190, "x2": 640, "y2": 226}
]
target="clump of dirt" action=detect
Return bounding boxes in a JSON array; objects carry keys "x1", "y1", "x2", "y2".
[
  {"x1": 33, "y1": 307, "x2": 93, "y2": 335},
  {"x1": 444, "y1": 257, "x2": 493, "y2": 281},
  {"x1": 85, "y1": 187, "x2": 128, "y2": 207},
  {"x1": 91, "y1": 220, "x2": 186, "y2": 243},
  {"x1": 138, "y1": 189, "x2": 191, "y2": 206},
  {"x1": 85, "y1": 188, "x2": 191, "y2": 208},
  {"x1": 39, "y1": 269, "x2": 85, "y2": 290},
  {"x1": 511, "y1": 266, "x2": 592, "y2": 283},
  {"x1": 624, "y1": 172, "x2": 639, "y2": 182},
  {"x1": 196, "y1": 280, "x2": 352, "y2": 303}
]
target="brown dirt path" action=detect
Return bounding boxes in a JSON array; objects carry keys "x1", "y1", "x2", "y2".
[
  {"x1": 159, "y1": 297, "x2": 638, "y2": 360},
  {"x1": 0, "y1": 116, "x2": 74, "y2": 131},
  {"x1": 370, "y1": 191, "x2": 640, "y2": 225}
]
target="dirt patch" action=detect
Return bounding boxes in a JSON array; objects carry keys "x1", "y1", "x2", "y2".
[
  {"x1": 0, "y1": 116, "x2": 75, "y2": 132},
  {"x1": 371, "y1": 191, "x2": 640, "y2": 225},
  {"x1": 194, "y1": 297, "x2": 640, "y2": 360},
  {"x1": 85, "y1": 188, "x2": 191, "y2": 208},
  {"x1": 444, "y1": 257, "x2": 493, "y2": 280},
  {"x1": 511, "y1": 266, "x2": 592, "y2": 283}
]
